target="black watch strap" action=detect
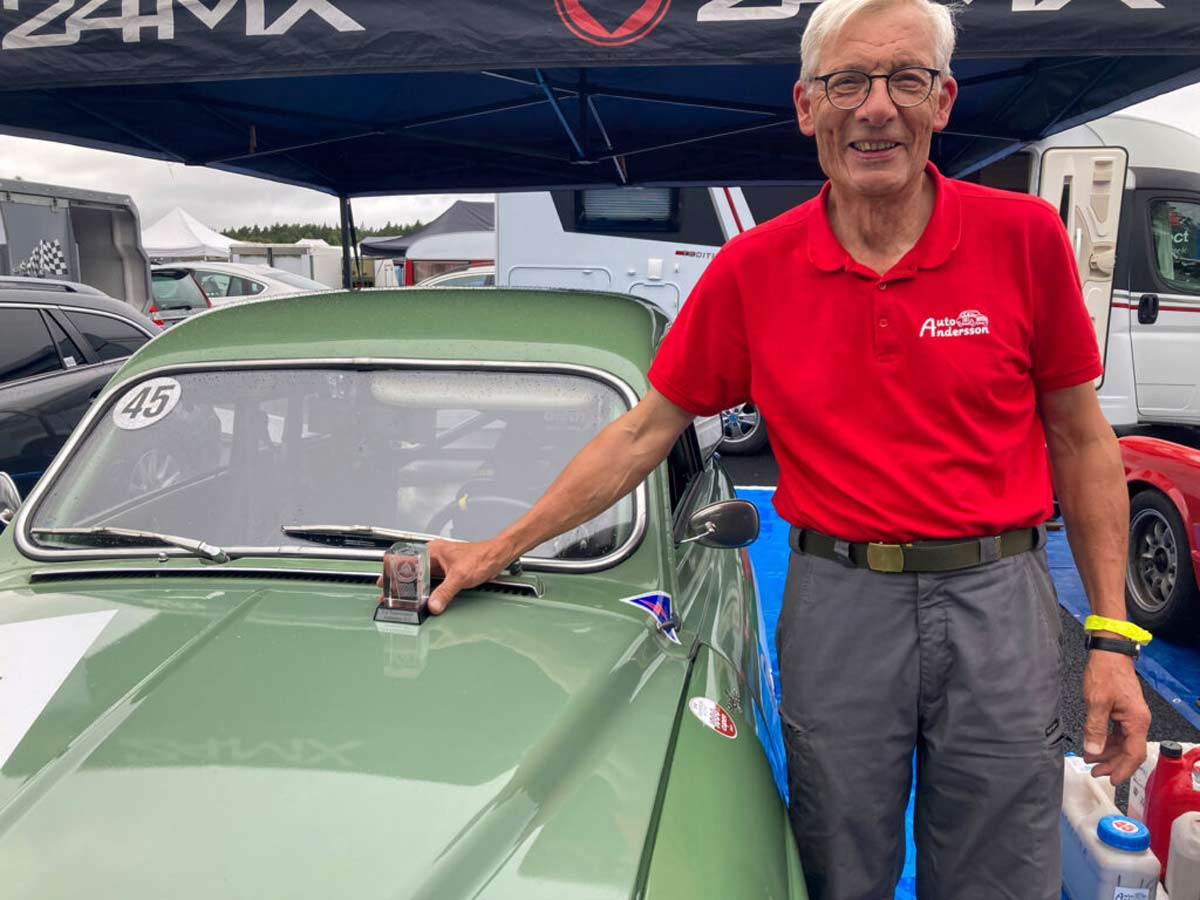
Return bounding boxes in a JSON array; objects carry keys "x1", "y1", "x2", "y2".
[{"x1": 1085, "y1": 634, "x2": 1141, "y2": 659}]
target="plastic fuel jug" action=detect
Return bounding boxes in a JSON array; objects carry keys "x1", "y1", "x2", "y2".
[
  {"x1": 1167, "y1": 811, "x2": 1200, "y2": 899},
  {"x1": 1144, "y1": 743, "x2": 1200, "y2": 881},
  {"x1": 1133, "y1": 743, "x2": 1200, "y2": 822},
  {"x1": 1062, "y1": 754, "x2": 1161, "y2": 900}
]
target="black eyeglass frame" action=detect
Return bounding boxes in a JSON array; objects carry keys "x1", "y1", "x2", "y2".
[{"x1": 810, "y1": 66, "x2": 942, "y2": 111}]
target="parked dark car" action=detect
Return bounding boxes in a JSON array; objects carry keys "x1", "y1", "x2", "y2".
[{"x1": 0, "y1": 285, "x2": 158, "y2": 496}]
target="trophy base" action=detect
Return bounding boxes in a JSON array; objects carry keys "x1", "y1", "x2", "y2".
[{"x1": 374, "y1": 602, "x2": 428, "y2": 626}]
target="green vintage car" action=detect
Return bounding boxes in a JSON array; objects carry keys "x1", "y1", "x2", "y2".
[{"x1": 0, "y1": 289, "x2": 805, "y2": 899}]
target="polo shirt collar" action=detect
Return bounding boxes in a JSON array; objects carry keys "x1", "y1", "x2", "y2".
[{"x1": 807, "y1": 161, "x2": 962, "y2": 274}]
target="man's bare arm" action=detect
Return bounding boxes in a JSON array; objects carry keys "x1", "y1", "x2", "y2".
[
  {"x1": 425, "y1": 387, "x2": 697, "y2": 612},
  {"x1": 1041, "y1": 381, "x2": 1149, "y2": 782}
]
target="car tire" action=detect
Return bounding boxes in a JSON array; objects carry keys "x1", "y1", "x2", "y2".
[
  {"x1": 1126, "y1": 489, "x2": 1200, "y2": 639},
  {"x1": 720, "y1": 403, "x2": 769, "y2": 455}
]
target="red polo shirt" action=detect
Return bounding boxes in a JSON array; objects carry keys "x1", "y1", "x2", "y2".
[{"x1": 648, "y1": 163, "x2": 1102, "y2": 542}]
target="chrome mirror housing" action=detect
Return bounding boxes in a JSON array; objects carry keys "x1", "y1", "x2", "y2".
[
  {"x1": 0, "y1": 472, "x2": 21, "y2": 530},
  {"x1": 681, "y1": 499, "x2": 759, "y2": 549}
]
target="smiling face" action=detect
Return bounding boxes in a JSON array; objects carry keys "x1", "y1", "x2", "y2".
[{"x1": 794, "y1": 2, "x2": 957, "y2": 200}]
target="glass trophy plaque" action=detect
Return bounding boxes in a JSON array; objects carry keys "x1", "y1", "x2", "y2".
[{"x1": 376, "y1": 541, "x2": 431, "y2": 625}]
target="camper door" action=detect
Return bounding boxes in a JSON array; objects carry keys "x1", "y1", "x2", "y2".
[{"x1": 1036, "y1": 147, "x2": 1128, "y2": 382}]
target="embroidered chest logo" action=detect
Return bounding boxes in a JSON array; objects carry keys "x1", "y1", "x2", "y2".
[{"x1": 918, "y1": 309, "x2": 990, "y2": 338}]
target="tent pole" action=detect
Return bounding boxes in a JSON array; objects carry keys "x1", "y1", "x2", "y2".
[{"x1": 339, "y1": 195, "x2": 352, "y2": 290}]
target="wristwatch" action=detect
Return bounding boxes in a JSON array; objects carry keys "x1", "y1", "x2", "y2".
[{"x1": 1084, "y1": 633, "x2": 1141, "y2": 660}]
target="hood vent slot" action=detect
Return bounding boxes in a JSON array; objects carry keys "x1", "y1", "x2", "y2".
[
  {"x1": 31, "y1": 567, "x2": 380, "y2": 585},
  {"x1": 29, "y1": 567, "x2": 543, "y2": 597}
]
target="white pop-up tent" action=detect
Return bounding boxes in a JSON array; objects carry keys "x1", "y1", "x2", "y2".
[{"x1": 142, "y1": 207, "x2": 233, "y2": 261}]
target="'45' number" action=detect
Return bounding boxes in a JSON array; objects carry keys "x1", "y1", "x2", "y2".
[
  {"x1": 112, "y1": 378, "x2": 182, "y2": 431},
  {"x1": 122, "y1": 385, "x2": 173, "y2": 420}
]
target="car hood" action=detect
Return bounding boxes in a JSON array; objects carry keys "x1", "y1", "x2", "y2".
[{"x1": 0, "y1": 577, "x2": 688, "y2": 900}]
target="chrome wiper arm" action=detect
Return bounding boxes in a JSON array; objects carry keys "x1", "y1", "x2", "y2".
[
  {"x1": 281, "y1": 524, "x2": 455, "y2": 547},
  {"x1": 31, "y1": 527, "x2": 230, "y2": 563}
]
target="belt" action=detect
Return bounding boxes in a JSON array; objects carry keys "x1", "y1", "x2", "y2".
[{"x1": 788, "y1": 525, "x2": 1044, "y2": 574}]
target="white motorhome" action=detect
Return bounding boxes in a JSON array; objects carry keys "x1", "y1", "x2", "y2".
[
  {"x1": 496, "y1": 185, "x2": 816, "y2": 452},
  {"x1": 968, "y1": 114, "x2": 1200, "y2": 430},
  {"x1": 497, "y1": 114, "x2": 1200, "y2": 436}
]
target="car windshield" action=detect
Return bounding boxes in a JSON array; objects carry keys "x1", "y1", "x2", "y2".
[
  {"x1": 267, "y1": 271, "x2": 328, "y2": 291},
  {"x1": 26, "y1": 366, "x2": 635, "y2": 562}
]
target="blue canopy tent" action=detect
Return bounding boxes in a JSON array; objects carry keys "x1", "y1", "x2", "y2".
[{"x1": 1, "y1": 1, "x2": 1198, "y2": 285}]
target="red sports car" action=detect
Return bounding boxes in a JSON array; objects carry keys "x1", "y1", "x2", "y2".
[{"x1": 1121, "y1": 435, "x2": 1200, "y2": 638}]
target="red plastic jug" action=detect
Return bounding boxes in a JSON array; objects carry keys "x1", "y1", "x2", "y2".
[{"x1": 1143, "y1": 741, "x2": 1200, "y2": 880}]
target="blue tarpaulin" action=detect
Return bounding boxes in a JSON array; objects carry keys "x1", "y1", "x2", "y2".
[{"x1": 736, "y1": 487, "x2": 1200, "y2": 900}]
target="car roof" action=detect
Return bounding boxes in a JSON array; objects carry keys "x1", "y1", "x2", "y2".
[
  {"x1": 0, "y1": 287, "x2": 159, "y2": 331},
  {"x1": 153, "y1": 261, "x2": 291, "y2": 281},
  {"x1": 114, "y1": 288, "x2": 667, "y2": 391},
  {"x1": 0, "y1": 275, "x2": 107, "y2": 295}
]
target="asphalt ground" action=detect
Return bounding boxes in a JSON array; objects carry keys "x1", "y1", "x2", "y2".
[{"x1": 720, "y1": 445, "x2": 1200, "y2": 811}]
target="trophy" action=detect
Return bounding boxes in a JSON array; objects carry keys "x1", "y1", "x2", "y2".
[{"x1": 375, "y1": 541, "x2": 431, "y2": 625}]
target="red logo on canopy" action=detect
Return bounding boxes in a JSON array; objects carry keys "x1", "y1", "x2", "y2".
[{"x1": 554, "y1": 0, "x2": 671, "y2": 47}]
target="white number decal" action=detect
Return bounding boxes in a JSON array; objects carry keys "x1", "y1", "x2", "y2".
[
  {"x1": 112, "y1": 377, "x2": 182, "y2": 431},
  {"x1": 697, "y1": 0, "x2": 813, "y2": 22}
]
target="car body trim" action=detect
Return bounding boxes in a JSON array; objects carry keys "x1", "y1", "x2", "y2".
[
  {"x1": 27, "y1": 566, "x2": 545, "y2": 597},
  {"x1": 14, "y1": 357, "x2": 648, "y2": 574}
]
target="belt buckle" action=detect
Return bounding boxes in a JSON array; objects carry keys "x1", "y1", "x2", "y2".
[{"x1": 866, "y1": 542, "x2": 905, "y2": 573}]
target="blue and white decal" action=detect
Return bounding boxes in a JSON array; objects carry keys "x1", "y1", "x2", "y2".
[{"x1": 619, "y1": 591, "x2": 680, "y2": 644}]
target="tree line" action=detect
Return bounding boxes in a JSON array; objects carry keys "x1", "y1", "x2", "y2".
[{"x1": 221, "y1": 221, "x2": 423, "y2": 244}]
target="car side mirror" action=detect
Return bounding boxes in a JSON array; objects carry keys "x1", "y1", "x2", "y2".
[
  {"x1": 0, "y1": 472, "x2": 21, "y2": 531},
  {"x1": 681, "y1": 499, "x2": 759, "y2": 549}
]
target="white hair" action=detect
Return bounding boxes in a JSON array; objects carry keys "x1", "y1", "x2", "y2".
[{"x1": 800, "y1": 0, "x2": 961, "y2": 82}]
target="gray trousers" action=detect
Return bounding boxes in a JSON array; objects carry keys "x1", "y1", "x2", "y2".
[{"x1": 777, "y1": 537, "x2": 1064, "y2": 900}]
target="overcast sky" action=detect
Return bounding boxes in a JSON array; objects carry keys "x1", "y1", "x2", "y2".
[{"x1": 1, "y1": 83, "x2": 1197, "y2": 236}]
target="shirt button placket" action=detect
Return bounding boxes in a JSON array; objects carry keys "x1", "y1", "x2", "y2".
[{"x1": 875, "y1": 280, "x2": 898, "y2": 358}]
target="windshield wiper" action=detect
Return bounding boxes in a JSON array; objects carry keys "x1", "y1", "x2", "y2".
[
  {"x1": 31, "y1": 527, "x2": 230, "y2": 563},
  {"x1": 280, "y1": 525, "x2": 522, "y2": 574},
  {"x1": 281, "y1": 524, "x2": 450, "y2": 548}
]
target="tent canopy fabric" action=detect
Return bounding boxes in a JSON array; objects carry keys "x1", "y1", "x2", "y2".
[
  {"x1": 0, "y1": 3, "x2": 1197, "y2": 195},
  {"x1": 360, "y1": 200, "x2": 495, "y2": 258},
  {"x1": 141, "y1": 207, "x2": 234, "y2": 260}
]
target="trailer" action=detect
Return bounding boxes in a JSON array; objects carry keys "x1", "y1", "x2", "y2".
[{"x1": 0, "y1": 178, "x2": 150, "y2": 309}]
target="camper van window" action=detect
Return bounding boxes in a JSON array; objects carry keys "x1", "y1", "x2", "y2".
[
  {"x1": 576, "y1": 188, "x2": 679, "y2": 233},
  {"x1": 1150, "y1": 200, "x2": 1200, "y2": 294},
  {"x1": 0, "y1": 308, "x2": 61, "y2": 383}
]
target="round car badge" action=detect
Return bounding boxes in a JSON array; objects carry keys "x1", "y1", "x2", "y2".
[
  {"x1": 688, "y1": 697, "x2": 737, "y2": 739},
  {"x1": 112, "y1": 378, "x2": 182, "y2": 431}
]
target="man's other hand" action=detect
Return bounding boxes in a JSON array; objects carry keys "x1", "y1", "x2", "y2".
[{"x1": 1081, "y1": 650, "x2": 1151, "y2": 783}]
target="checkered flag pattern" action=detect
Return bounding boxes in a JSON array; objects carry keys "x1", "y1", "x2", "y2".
[{"x1": 15, "y1": 239, "x2": 69, "y2": 278}]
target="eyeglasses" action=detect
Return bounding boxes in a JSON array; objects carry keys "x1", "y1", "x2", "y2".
[{"x1": 811, "y1": 66, "x2": 941, "y2": 111}]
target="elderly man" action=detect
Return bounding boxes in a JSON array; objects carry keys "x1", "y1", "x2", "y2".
[{"x1": 426, "y1": 0, "x2": 1151, "y2": 897}]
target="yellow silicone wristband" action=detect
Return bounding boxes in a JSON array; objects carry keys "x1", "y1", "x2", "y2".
[{"x1": 1084, "y1": 615, "x2": 1153, "y2": 645}]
